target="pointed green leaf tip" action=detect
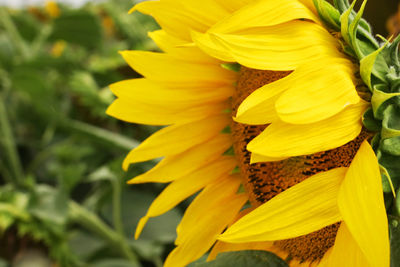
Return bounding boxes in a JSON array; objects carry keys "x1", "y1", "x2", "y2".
[
  {"x1": 192, "y1": 251, "x2": 288, "y2": 267},
  {"x1": 360, "y1": 43, "x2": 388, "y2": 90}
]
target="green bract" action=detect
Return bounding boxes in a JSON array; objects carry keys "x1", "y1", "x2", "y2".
[{"x1": 315, "y1": 0, "x2": 400, "y2": 199}]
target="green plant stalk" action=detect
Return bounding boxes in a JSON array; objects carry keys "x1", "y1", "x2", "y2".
[
  {"x1": 0, "y1": 7, "x2": 30, "y2": 60},
  {"x1": 111, "y1": 178, "x2": 124, "y2": 236},
  {"x1": 68, "y1": 201, "x2": 138, "y2": 264},
  {"x1": 0, "y1": 95, "x2": 24, "y2": 187},
  {"x1": 61, "y1": 119, "x2": 139, "y2": 152},
  {"x1": 31, "y1": 24, "x2": 53, "y2": 57}
]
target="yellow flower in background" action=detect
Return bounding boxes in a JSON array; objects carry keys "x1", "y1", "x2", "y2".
[
  {"x1": 45, "y1": 0, "x2": 60, "y2": 18},
  {"x1": 107, "y1": 0, "x2": 392, "y2": 266}
]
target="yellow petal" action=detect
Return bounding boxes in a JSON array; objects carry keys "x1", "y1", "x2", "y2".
[
  {"x1": 107, "y1": 98, "x2": 228, "y2": 126},
  {"x1": 275, "y1": 60, "x2": 360, "y2": 124},
  {"x1": 131, "y1": 0, "x2": 210, "y2": 41},
  {"x1": 209, "y1": 0, "x2": 318, "y2": 34},
  {"x1": 193, "y1": 21, "x2": 342, "y2": 71},
  {"x1": 247, "y1": 101, "x2": 368, "y2": 158},
  {"x1": 134, "y1": 157, "x2": 238, "y2": 238},
  {"x1": 164, "y1": 191, "x2": 247, "y2": 267},
  {"x1": 110, "y1": 78, "x2": 234, "y2": 109},
  {"x1": 234, "y1": 73, "x2": 291, "y2": 124},
  {"x1": 176, "y1": 174, "x2": 244, "y2": 245},
  {"x1": 338, "y1": 141, "x2": 389, "y2": 267},
  {"x1": 126, "y1": 134, "x2": 232, "y2": 181},
  {"x1": 235, "y1": 58, "x2": 356, "y2": 125},
  {"x1": 148, "y1": 30, "x2": 219, "y2": 64},
  {"x1": 319, "y1": 223, "x2": 370, "y2": 267},
  {"x1": 124, "y1": 115, "x2": 230, "y2": 163},
  {"x1": 213, "y1": 0, "x2": 256, "y2": 13},
  {"x1": 120, "y1": 50, "x2": 237, "y2": 87},
  {"x1": 219, "y1": 168, "x2": 346, "y2": 243}
]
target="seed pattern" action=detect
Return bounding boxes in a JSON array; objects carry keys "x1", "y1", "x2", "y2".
[{"x1": 231, "y1": 67, "x2": 371, "y2": 263}]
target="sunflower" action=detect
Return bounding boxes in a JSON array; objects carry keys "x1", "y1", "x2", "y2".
[{"x1": 107, "y1": 0, "x2": 398, "y2": 266}]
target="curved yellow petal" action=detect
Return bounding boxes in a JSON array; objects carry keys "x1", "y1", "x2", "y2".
[
  {"x1": 120, "y1": 50, "x2": 237, "y2": 87},
  {"x1": 275, "y1": 60, "x2": 360, "y2": 124},
  {"x1": 124, "y1": 115, "x2": 230, "y2": 163},
  {"x1": 338, "y1": 141, "x2": 390, "y2": 267},
  {"x1": 175, "y1": 174, "x2": 243, "y2": 245},
  {"x1": 209, "y1": 0, "x2": 319, "y2": 34},
  {"x1": 319, "y1": 223, "x2": 370, "y2": 267},
  {"x1": 193, "y1": 21, "x2": 342, "y2": 71},
  {"x1": 110, "y1": 78, "x2": 234, "y2": 109},
  {"x1": 131, "y1": 0, "x2": 210, "y2": 41},
  {"x1": 219, "y1": 168, "x2": 346, "y2": 243},
  {"x1": 148, "y1": 30, "x2": 219, "y2": 64},
  {"x1": 234, "y1": 73, "x2": 291, "y2": 124},
  {"x1": 126, "y1": 134, "x2": 232, "y2": 181},
  {"x1": 107, "y1": 98, "x2": 228, "y2": 126},
  {"x1": 164, "y1": 191, "x2": 247, "y2": 267},
  {"x1": 247, "y1": 101, "x2": 368, "y2": 158},
  {"x1": 134, "y1": 156, "x2": 237, "y2": 239}
]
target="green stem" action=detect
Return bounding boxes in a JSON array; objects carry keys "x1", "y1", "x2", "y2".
[
  {"x1": 61, "y1": 119, "x2": 139, "y2": 152},
  {"x1": 111, "y1": 178, "x2": 124, "y2": 236},
  {"x1": 0, "y1": 7, "x2": 30, "y2": 60},
  {"x1": 31, "y1": 24, "x2": 53, "y2": 57},
  {"x1": 0, "y1": 95, "x2": 24, "y2": 187},
  {"x1": 68, "y1": 201, "x2": 138, "y2": 264}
]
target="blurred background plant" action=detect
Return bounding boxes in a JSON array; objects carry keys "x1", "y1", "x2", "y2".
[
  {"x1": 0, "y1": 0, "x2": 399, "y2": 267},
  {"x1": 0, "y1": 1, "x2": 186, "y2": 266}
]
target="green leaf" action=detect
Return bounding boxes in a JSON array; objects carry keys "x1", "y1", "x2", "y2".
[
  {"x1": 50, "y1": 10, "x2": 102, "y2": 49},
  {"x1": 194, "y1": 251, "x2": 288, "y2": 267},
  {"x1": 389, "y1": 216, "x2": 400, "y2": 266}
]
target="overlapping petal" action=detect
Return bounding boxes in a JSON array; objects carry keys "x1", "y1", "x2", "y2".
[
  {"x1": 247, "y1": 101, "x2": 368, "y2": 158},
  {"x1": 219, "y1": 168, "x2": 346, "y2": 243}
]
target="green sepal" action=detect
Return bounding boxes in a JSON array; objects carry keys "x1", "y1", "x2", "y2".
[
  {"x1": 313, "y1": 0, "x2": 341, "y2": 30},
  {"x1": 371, "y1": 88, "x2": 400, "y2": 119},
  {"x1": 360, "y1": 43, "x2": 388, "y2": 90},
  {"x1": 221, "y1": 63, "x2": 241, "y2": 72},
  {"x1": 389, "y1": 216, "x2": 400, "y2": 266},
  {"x1": 333, "y1": 0, "x2": 350, "y2": 14},
  {"x1": 221, "y1": 125, "x2": 231, "y2": 134},
  {"x1": 347, "y1": 0, "x2": 367, "y2": 58},
  {"x1": 362, "y1": 107, "x2": 381, "y2": 132},
  {"x1": 339, "y1": 0, "x2": 356, "y2": 46},
  {"x1": 382, "y1": 104, "x2": 400, "y2": 139},
  {"x1": 231, "y1": 166, "x2": 240, "y2": 174},
  {"x1": 377, "y1": 149, "x2": 400, "y2": 195},
  {"x1": 381, "y1": 136, "x2": 400, "y2": 156},
  {"x1": 223, "y1": 146, "x2": 235, "y2": 156}
]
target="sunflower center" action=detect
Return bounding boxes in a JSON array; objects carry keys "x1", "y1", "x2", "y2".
[{"x1": 231, "y1": 67, "x2": 371, "y2": 263}]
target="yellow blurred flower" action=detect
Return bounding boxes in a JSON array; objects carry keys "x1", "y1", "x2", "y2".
[{"x1": 45, "y1": 1, "x2": 60, "y2": 18}]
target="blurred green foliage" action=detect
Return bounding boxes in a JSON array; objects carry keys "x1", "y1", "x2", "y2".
[{"x1": 0, "y1": 1, "x2": 182, "y2": 266}]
